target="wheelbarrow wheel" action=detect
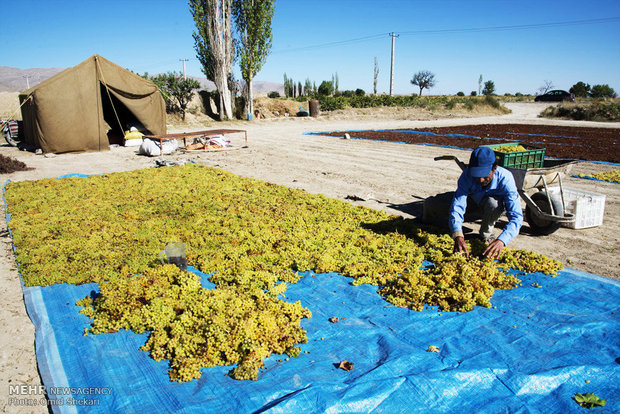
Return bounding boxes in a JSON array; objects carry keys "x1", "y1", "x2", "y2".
[{"x1": 525, "y1": 191, "x2": 564, "y2": 235}]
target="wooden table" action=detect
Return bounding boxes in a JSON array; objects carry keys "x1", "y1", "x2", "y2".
[{"x1": 143, "y1": 129, "x2": 247, "y2": 149}]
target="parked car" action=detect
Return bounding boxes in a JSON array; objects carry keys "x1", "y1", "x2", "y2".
[{"x1": 534, "y1": 90, "x2": 575, "y2": 102}]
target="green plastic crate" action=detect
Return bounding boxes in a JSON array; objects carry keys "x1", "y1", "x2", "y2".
[{"x1": 483, "y1": 142, "x2": 546, "y2": 169}]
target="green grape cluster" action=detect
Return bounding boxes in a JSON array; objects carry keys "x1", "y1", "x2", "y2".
[
  {"x1": 78, "y1": 264, "x2": 311, "y2": 382},
  {"x1": 379, "y1": 240, "x2": 520, "y2": 312},
  {"x1": 498, "y1": 248, "x2": 563, "y2": 275},
  {"x1": 493, "y1": 145, "x2": 528, "y2": 153},
  {"x1": 5, "y1": 164, "x2": 565, "y2": 380},
  {"x1": 578, "y1": 170, "x2": 620, "y2": 184}
]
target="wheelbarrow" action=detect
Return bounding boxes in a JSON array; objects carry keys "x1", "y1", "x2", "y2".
[{"x1": 434, "y1": 155, "x2": 578, "y2": 235}]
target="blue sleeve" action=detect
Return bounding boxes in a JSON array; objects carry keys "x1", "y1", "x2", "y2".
[
  {"x1": 448, "y1": 172, "x2": 470, "y2": 235},
  {"x1": 496, "y1": 172, "x2": 523, "y2": 246}
]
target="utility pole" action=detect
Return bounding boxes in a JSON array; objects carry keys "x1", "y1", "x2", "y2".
[
  {"x1": 389, "y1": 32, "x2": 399, "y2": 96},
  {"x1": 179, "y1": 59, "x2": 189, "y2": 80}
]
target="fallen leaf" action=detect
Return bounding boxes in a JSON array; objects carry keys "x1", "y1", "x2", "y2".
[
  {"x1": 338, "y1": 360, "x2": 354, "y2": 371},
  {"x1": 328, "y1": 317, "x2": 340, "y2": 323},
  {"x1": 426, "y1": 345, "x2": 440, "y2": 353}
]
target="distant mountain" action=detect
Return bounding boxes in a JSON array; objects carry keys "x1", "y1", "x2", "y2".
[
  {"x1": 0, "y1": 66, "x2": 65, "y2": 92},
  {"x1": 0, "y1": 65, "x2": 283, "y2": 96}
]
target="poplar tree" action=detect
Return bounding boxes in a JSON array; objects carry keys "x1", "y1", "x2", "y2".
[
  {"x1": 190, "y1": 0, "x2": 235, "y2": 120},
  {"x1": 233, "y1": 0, "x2": 275, "y2": 119}
]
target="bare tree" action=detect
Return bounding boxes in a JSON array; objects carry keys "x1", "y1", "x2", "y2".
[
  {"x1": 478, "y1": 74, "x2": 483, "y2": 96},
  {"x1": 373, "y1": 57, "x2": 379, "y2": 95},
  {"x1": 538, "y1": 80, "x2": 554, "y2": 95},
  {"x1": 190, "y1": 0, "x2": 235, "y2": 120},
  {"x1": 410, "y1": 70, "x2": 436, "y2": 96}
]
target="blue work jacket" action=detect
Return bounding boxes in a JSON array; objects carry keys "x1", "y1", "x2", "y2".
[{"x1": 449, "y1": 166, "x2": 523, "y2": 246}]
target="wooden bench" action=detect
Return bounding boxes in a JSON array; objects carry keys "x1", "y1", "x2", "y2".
[{"x1": 143, "y1": 129, "x2": 247, "y2": 150}]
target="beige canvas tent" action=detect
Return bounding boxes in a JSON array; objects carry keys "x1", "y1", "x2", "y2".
[{"x1": 19, "y1": 54, "x2": 166, "y2": 153}]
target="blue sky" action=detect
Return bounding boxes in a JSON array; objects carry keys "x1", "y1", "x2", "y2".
[{"x1": 4, "y1": 0, "x2": 620, "y2": 95}]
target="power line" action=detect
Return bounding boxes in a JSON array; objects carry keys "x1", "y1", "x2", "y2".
[
  {"x1": 272, "y1": 33, "x2": 386, "y2": 54},
  {"x1": 271, "y1": 17, "x2": 620, "y2": 54},
  {"x1": 399, "y1": 16, "x2": 620, "y2": 36}
]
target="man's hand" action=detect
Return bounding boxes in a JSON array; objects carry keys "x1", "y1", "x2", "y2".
[
  {"x1": 453, "y1": 236, "x2": 469, "y2": 258},
  {"x1": 483, "y1": 239, "x2": 505, "y2": 259}
]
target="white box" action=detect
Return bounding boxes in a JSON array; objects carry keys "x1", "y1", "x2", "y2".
[{"x1": 557, "y1": 187, "x2": 606, "y2": 229}]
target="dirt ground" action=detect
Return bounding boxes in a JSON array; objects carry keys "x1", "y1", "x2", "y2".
[{"x1": 1, "y1": 102, "x2": 619, "y2": 412}]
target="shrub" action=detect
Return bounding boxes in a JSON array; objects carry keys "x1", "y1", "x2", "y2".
[
  {"x1": 569, "y1": 82, "x2": 590, "y2": 98},
  {"x1": 590, "y1": 84, "x2": 616, "y2": 98},
  {"x1": 470, "y1": 91, "x2": 477, "y2": 96},
  {"x1": 456, "y1": 91, "x2": 465, "y2": 96},
  {"x1": 318, "y1": 81, "x2": 334, "y2": 96},
  {"x1": 149, "y1": 72, "x2": 200, "y2": 120},
  {"x1": 267, "y1": 91, "x2": 280, "y2": 98},
  {"x1": 464, "y1": 99, "x2": 475, "y2": 110},
  {"x1": 541, "y1": 101, "x2": 620, "y2": 121},
  {"x1": 484, "y1": 95, "x2": 501, "y2": 109},
  {"x1": 355, "y1": 88, "x2": 365, "y2": 96},
  {"x1": 317, "y1": 95, "x2": 346, "y2": 111}
]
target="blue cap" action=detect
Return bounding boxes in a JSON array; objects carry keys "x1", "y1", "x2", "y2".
[{"x1": 468, "y1": 146, "x2": 496, "y2": 177}]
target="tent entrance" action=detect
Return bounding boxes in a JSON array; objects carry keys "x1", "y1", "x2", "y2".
[{"x1": 100, "y1": 83, "x2": 146, "y2": 145}]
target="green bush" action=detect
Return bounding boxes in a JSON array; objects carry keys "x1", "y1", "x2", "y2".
[
  {"x1": 540, "y1": 101, "x2": 620, "y2": 121},
  {"x1": 484, "y1": 95, "x2": 501, "y2": 109},
  {"x1": 267, "y1": 91, "x2": 280, "y2": 98},
  {"x1": 278, "y1": 94, "x2": 510, "y2": 113},
  {"x1": 456, "y1": 91, "x2": 465, "y2": 96},
  {"x1": 590, "y1": 84, "x2": 616, "y2": 98},
  {"x1": 148, "y1": 72, "x2": 200, "y2": 120},
  {"x1": 318, "y1": 81, "x2": 334, "y2": 96},
  {"x1": 355, "y1": 88, "x2": 365, "y2": 96},
  {"x1": 317, "y1": 95, "x2": 346, "y2": 111}
]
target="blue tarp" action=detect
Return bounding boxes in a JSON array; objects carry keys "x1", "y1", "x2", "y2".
[
  {"x1": 22, "y1": 266, "x2": 620, "y2": 413},
  {"x1": 572, "y1": 175, "x2": 620, "y2": 185},
  {"x1": 4, "y1": 177, "x2": 619, "y2": 413}
]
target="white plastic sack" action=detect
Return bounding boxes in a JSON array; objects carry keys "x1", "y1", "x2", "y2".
[
  {"x1": 207, "y1": 135, "x2": 230, "y2": 148},
  {"x1": 139, "y1": 138, "x2": 161, "y2": 157},
  {"x1": 124, "y1": 139, "x2": 143, "y2": 147},
  {"x1": 161, "y1": 139, "x2": 179, "y2": 155},
  {"x1": 139, "y1": 138, "x2": 179, "y2": 157}
]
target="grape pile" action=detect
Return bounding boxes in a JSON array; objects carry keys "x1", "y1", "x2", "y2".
[
  {"x1": 5, "y1": 164, "x2": 563, "y2": 381},
  {"x1": 493, "y1": 145, "x2": 528, "y2": 153},
  {"x1": 77, "y1": 264, "x2": 311, "y2": 381},
  {"x1": 578, "y1": 170, "x2": 620, "y2": 184}
]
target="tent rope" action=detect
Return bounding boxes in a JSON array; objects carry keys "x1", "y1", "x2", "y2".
[
  {"x1": 1, "y1": 95, "x2": 33, "y2": 129},
  {"x1": 95, "y1": 57, "x2": 125, "y2": 136}
]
